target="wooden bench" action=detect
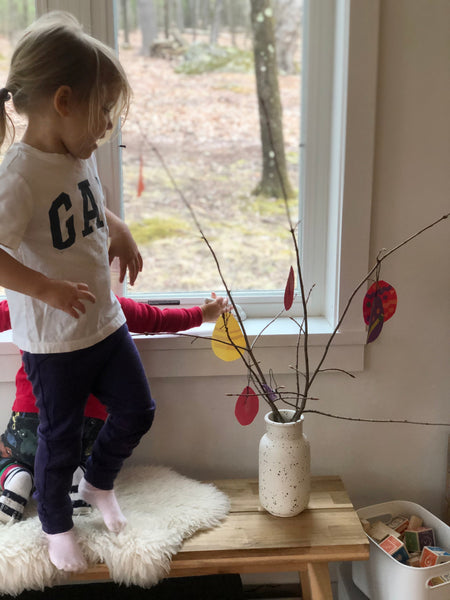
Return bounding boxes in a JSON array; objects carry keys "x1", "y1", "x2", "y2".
[{"x1": 69, "y1": 476, "x2": 370, "y2": 600}]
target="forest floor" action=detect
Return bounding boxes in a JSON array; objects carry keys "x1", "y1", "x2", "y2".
[{"x1": 0, "y1": 30, "x2": 301, "y2": 295}]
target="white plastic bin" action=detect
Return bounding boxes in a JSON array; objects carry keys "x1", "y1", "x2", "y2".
[
  {"x1": 352, "y1": 500, "x2": 450, "y2": 600},
  {"x1": 338, "y1": 562, "x2": 369, "y2": 600}
]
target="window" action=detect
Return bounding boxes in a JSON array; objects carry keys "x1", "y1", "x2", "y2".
[
  {"x1": 2, "y1": 0, "x2": 378, "y2": 373},
  {"x1": 91, "y1": 0, "x2": 377, "y2": 329},
  {"x1": 0, "y1": 1, "x2": 36, "y2": 158},
  {"x1": 115, "y1": 1, "x2": 302, "y2": 310}
]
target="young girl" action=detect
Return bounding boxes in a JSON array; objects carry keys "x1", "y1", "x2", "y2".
[
  {"x1": 0, "y1": 294, "x2": 229, "y2": 523},
  {"x1": 0, "y1": 11, "x2": 161, "y2": 572}
]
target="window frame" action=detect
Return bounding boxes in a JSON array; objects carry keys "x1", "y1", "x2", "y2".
[{"x1": 1, "y1": 0, "x2": 380, "y2": 379}]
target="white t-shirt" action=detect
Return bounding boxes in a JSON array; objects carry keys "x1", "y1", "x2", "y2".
[{"x1": 0, "y1": 142, "x2": 125, "y2": 353}]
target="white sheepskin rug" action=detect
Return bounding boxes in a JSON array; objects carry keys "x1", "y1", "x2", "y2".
[{"x1": 0, "y1": 465, "x2": 230, "y2": 596}]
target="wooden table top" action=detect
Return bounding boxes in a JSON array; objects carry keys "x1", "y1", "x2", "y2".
[
  {"x1": 170, "y1": 476, "x2": 369, "y2": 575},
  {"x1": 71, "y1": 475, "x2": 369, "y2": 581}
]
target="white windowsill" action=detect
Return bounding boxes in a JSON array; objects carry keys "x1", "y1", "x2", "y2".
[{"x1": 0, "y1": 318, "x2": 366, "y2": 382}]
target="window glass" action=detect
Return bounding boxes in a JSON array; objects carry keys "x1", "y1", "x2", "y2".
[
  {"x1": 116, "y1": 0, "x2": 303, "y2": 298},
  {"x1": 0, "y1": 0, "x2": 35, "y2": 154},
  {"x1": 0, "y1": 0, "x2": 36, "y2": 297}
]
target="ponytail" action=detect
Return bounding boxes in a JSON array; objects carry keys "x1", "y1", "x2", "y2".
[
  {"x1": 2, "y1": 12, "x2": 131, "y2": 147},
  {"x1": 0, "y1": 88, "x2": 14, "y2": 150}
]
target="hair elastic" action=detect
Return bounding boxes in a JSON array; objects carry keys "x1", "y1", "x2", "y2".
[{"x1": 0, "y1": 88, "x2": 11, "y2": 103}]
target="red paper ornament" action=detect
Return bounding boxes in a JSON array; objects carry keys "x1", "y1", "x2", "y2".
[
  {"x1": 366, "y1": 294, "x2": 384, "y2": 343},
  {"x1": 235, "y1": 386, "x2": 259, "y2": 426},
  {"x1": 137, "y1": 155, "x2": 145, "y2": 197},
  {"x1": 363, "y1": 280, "x2": 397, "y2": 325},
  {"x1": 284, "y1": 266, "x2": 295, "y2": 310}
]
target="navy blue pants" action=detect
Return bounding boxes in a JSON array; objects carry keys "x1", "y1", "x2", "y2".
[{"x1": 22, "y1": 325, "x2": 155, "y2": 534}]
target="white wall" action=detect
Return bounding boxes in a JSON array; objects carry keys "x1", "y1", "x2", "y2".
[
  {"x1": 0, "y1": 0, "x2": 448, "y2": 527},
  {"x1": 130, "y1": 0, "x2": 450, "y2": 519}
]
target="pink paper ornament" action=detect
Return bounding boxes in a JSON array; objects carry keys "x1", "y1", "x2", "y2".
[
  {"x1": 284, "y1": 266, "x2": 295, "y2": 310},
  {"x1": 235, "y1": 386, "x2": 259, "y2": 425}
]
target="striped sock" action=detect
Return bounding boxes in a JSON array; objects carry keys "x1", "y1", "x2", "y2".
[
  {"x1": 0, "y1": 465, "x2": 33, "y2": 523},
  {"x1": 70, "y1": 466, "x2": 92, "y2": 515}
]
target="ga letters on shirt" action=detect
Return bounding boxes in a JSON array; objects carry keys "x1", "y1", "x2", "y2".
[{"x1": 0, "y1": 142, "x2": 124, "y2": 353}]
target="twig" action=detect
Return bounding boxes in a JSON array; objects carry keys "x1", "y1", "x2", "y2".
[
  {"x1": 316, "y1": 368, "x2": 356, "y2": 378},
  {"x1": 307, "y1": 213, "x2": 450, "y2": 391},
  {"x1": 304, "y1": 409, "x2": 450, "y2": 426},
  {"x1": 137, "y1": 120, "x2": 449, "y2": 427},
  {"x1": 250, "y1": 306, "x2": 286, "y2": 349},
  {"x1": 139, "y1": 126, "x2": 285, "y2": 421}
]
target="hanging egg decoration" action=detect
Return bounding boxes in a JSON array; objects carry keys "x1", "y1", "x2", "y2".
[
  {"x1": 137, "y1": 154, "x2": 145, "y2": 197},
  {"x1": 212, "y1": 313, "x2": 246, "y2": 361},
  {"x1": 235, "y1": 386, "x2": 259, "y2": 425},
  {"x1": 363, "y1": 280, "x2": 397, "y2": 343},
  {"x1": 363, "y1": 280, "x2": 397, "y2": 324},
  {"x1": 284, "y1": 266, "x2": 295, "y2": 310}
]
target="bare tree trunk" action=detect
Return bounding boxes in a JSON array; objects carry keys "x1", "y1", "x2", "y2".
[
  {"x1": 200, "y1": 0, "x2": 210, "y2": 29},
  {"x1": 225, "y1": 0, "x2": 236, "y2": 46},
  {"x1": 164, "y1": 0, "x2": 170, "y2": 39},
  {"x1": 273, "y1": 0, "x2": 302, "y2": 74},
  {"x1": 250, "y1": 0, "x2": 294, "y2": 198},
  {"x1": 189, "y1": 0, "x2": 198, "y2": 41},
  {"x1": 7, "y1": 0, "x2": 17, "y2": 40},
  {"x1": 121, "y1": 0, "x2": 130, "y2": 45},
  {"x1": 210, "y1": 0, "x2": 223, "y2": 45},
  {"x1": 22, "y1": 0, "x2": 28, "y2": 28},
  {"x1": 138, "y1": 0, "x2": 158, "y2": 56},
  {"x1": 175, "y1": 0, "x2": 184, "y2": 32}
]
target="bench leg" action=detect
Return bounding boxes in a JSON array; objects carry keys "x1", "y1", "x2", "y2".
[{"x1": 299, "y1": 563, "x2": 333, "y2": 600}]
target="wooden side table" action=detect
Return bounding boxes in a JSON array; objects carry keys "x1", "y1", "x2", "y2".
[{"x1": 71, "y1": 476, "x2": 369, "y2": 600}]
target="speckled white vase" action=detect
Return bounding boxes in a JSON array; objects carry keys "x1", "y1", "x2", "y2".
[{"x1": 259, "y1": 409, "x2": 310, "y2": 517}]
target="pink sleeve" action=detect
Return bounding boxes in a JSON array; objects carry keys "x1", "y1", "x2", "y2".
[
  {"x1": 118, "y1": 297, "x2": 203, "y2": 334},
  {"x1": 12, "y1": 360, "x2": 39, "y2": 413},
  {"x1": 0, "y1": 300, "x2": 11, "y2": 332}
]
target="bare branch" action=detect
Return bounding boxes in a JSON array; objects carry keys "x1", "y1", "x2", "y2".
[
  {"x1": 316, "y1": 368, "x2": 356, "y2": 379},
  {"x1": 138, "y1": 121, "x2": 449, "y2": 427},
  {"x1": 304, "y1": 409, "x2": 450, "y2": 427},
  {"x1": 250, "y1": 306, "x2": 286, "y2": 349},
  {"x1": 308, "y1": 213, "x2": 450, "y2": 390}
]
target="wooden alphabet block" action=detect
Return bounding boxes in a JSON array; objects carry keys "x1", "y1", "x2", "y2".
[
  {"x1": 406, "y1": 554, "x2": 421, "y2": 567},
  {"x1": 369, "y1": 521, "x2": 401, "y2": 542},
  {"x1": 404, "y1": 527, "x2": 435, "y2": 552},
  {"x1": 408, "y1": 514, "x2": 423, "y2": 530},
  {"x1": 388, "y1": 515, "x2": 409, "y2": 533},
  {"x1": 420, "y1": 546, "x2": 450, "y2": 567},
  {"x1": 379, "y1": 535, "x2": 410, "y2": 563}
]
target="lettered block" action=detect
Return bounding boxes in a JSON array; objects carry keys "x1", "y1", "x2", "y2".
[
  {"x1": 388, "y1": 515, "x2": 409, "y2": 533},
  {"x1": 379, "y1": 535, "x2": 409, "y2": 563},
  {"x1": 428, "y1": 573, "x2": 450, "y2": 587},
  {"x1": 406, "y1": 551, "x2": 421, "y2": 567},
  {"x1": 369, "y1": 521, "x2": 400, "y2": 542},
  {"x1": 408, "y1": 514, "x2": 423, "y2": 530},
  {"x1": 404, "y1": 527, "x2": 435, "y2": 552},
  {"x1": 420, "y1": 546, "x2": 450, "y2": 567}
]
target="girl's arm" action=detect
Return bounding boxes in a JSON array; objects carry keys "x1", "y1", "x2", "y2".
[
  {"x1": 0, "y1": 248, "x2": 96, "y2": 319},
  {"x1": 105, "y1": 209, "x2": 143, "y2": 287},
  {"x1": 0, "y1": 300, "x2": 11, "y2": 332},
  {"x1": 119, "y1": 295, "x2": 229, "y2": 334}
]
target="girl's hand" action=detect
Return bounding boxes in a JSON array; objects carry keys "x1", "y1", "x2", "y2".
[
  {"x1": 38, "y1": 280, "x2": 96, "y2": 319},
  {"x1": 201, "y1": 292, "x2": 230, "y2": 322},
  {"x1": 0, "y1": 249, "x2": 94, "y2": 318},
  {"x1": 106, "y1": 210, "x2": 143, "y2": 286}
]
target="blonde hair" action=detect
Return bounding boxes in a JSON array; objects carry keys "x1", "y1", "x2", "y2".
[{"x1": 0, "y1": 11, "x2": 131, "y2": 149}]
